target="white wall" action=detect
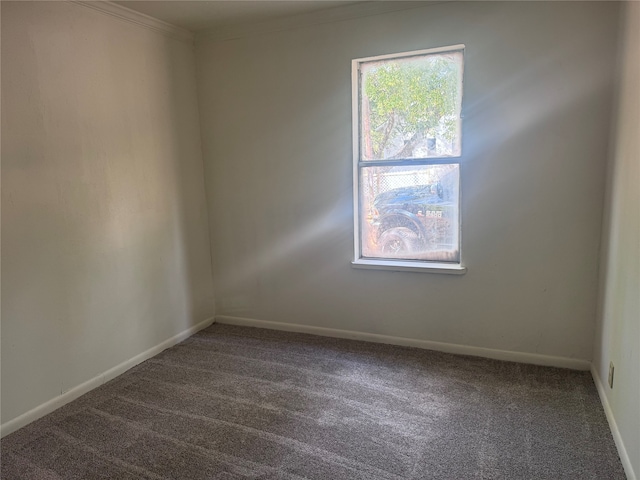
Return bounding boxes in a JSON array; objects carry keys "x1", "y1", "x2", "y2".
[
  {"x1": 1, "y1": 2, "x2": 214, "y2": 427},
  {"x1": 593, "y1": 2, "x2": 640, "y2": 478},
  {"x1": 196, "y1": 2, "x2": 620, "y2": 362}
]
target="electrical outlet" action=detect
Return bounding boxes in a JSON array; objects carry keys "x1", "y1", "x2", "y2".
[{"x1": 608, "y1": 361, "x2": 615, "y2": 389}]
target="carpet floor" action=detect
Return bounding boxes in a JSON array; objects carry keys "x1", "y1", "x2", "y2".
[{"x1": 1, "y1": 324, "x2": 625, "y2": 479}]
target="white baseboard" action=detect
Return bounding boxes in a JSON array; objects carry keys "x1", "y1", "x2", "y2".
[
  {"x1": 215, "y1": 315, "x2": 591, "y2": 370},
  {"x1": 0, "y1": 317, "x2": 215, "y2": 439},
  {"x1": 591, "y1": 365, "x2": 637, "y2": 480}
]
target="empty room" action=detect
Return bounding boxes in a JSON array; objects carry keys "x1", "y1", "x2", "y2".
[{"x1": 1, "y1": 0, "x2": 638, "y2": 478}]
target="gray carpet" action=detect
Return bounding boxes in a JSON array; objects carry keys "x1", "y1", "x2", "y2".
[{"x1": 1, "y1": 323, "x2": 626, "y2": 479}]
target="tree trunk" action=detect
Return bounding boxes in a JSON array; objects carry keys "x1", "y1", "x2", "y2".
[{"x1": 392, "y1": 131, "x2": 422, "y2": 159}]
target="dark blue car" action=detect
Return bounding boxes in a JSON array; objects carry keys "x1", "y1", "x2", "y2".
[{"x1": 371, "y1": 183, "x2": 456, "y2": 256}]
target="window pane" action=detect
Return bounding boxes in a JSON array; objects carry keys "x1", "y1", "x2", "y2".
[
  {"x1": 360, "y1": 164, "x2": 460, "y2": 262},
  {"x1": 360, "y1": 51, "x2": 463, "y2": 160}
]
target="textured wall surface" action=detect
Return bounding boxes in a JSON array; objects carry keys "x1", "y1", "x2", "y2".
[
  {"x1": 196, "y1": 2, "x2": 619, "y2": 361},
  {"x1": 593, "y1": 2, "x2": 640, "y2": 478},
  {"x1": 1, "y1": 1, "x2": 214, "y2": 424}
]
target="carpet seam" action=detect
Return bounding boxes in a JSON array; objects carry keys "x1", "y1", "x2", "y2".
[
  {"x1": 116, "y1": 376, "x2": 418, "y2": 475},
  {"x1": 48, "y1": 428, "x2": 165, "y2": 480},
  {"x1": 167, "y1": 342, "x2": 460, "y2": 401},
  {"x1": 104, "y1": 395, "x2": 407, "y2": 480},
  {"x1": 141, "y1": 357, "x2": 442, "y2": 434},
  {"x1": 87, "y1": 408, "x2": 296, "y2": 479}
]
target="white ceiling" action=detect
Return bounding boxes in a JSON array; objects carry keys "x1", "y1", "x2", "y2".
[{"x1": 114, "y1": 1, "x2": 363, "y2": 32}]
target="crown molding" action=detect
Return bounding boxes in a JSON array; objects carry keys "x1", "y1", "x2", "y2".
[
  {"x1": 70, "y1": 1, "x2": 194, "y2": 44},
  {"x1": 196, "y1": 1, "x2": 441, "y2": 44}
]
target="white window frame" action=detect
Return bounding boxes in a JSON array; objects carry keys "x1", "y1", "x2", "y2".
[{"x1": 351, "y1": 45, "x2": 467, "y2": 274}]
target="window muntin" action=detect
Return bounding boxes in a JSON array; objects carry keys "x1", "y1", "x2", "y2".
[{"x1": 353, "y1": 46, "x2": 464, "y2": 266}]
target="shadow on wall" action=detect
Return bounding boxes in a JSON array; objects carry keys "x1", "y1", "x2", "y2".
[{"x1": 0, "y1": 0, "x2": 214, "y2": 424}]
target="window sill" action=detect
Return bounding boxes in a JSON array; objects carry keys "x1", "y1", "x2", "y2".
[{"x1": 351, "y1": 259, "x2": 467, "y2": 274}]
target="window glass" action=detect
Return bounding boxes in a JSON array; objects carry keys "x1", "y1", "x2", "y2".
[
  {"x1": 360, "y1": 164, "x2": 460, "y2": 262},
  {"x1": 360, "y1": 51, "x2": 463, "y2": 161}
]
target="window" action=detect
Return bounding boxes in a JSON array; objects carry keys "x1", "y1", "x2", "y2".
[{"x1": 352, "y1": 45, "x2": 465, "y2": 273}]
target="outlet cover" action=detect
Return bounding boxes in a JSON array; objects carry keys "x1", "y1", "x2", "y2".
[{"x1": 608, "y1": 361, "x2": 615, "y2": 389}]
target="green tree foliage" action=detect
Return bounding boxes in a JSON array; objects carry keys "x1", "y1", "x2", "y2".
[{"x1": 363, "y1": 55, "x2": 460, "y2": 159}]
